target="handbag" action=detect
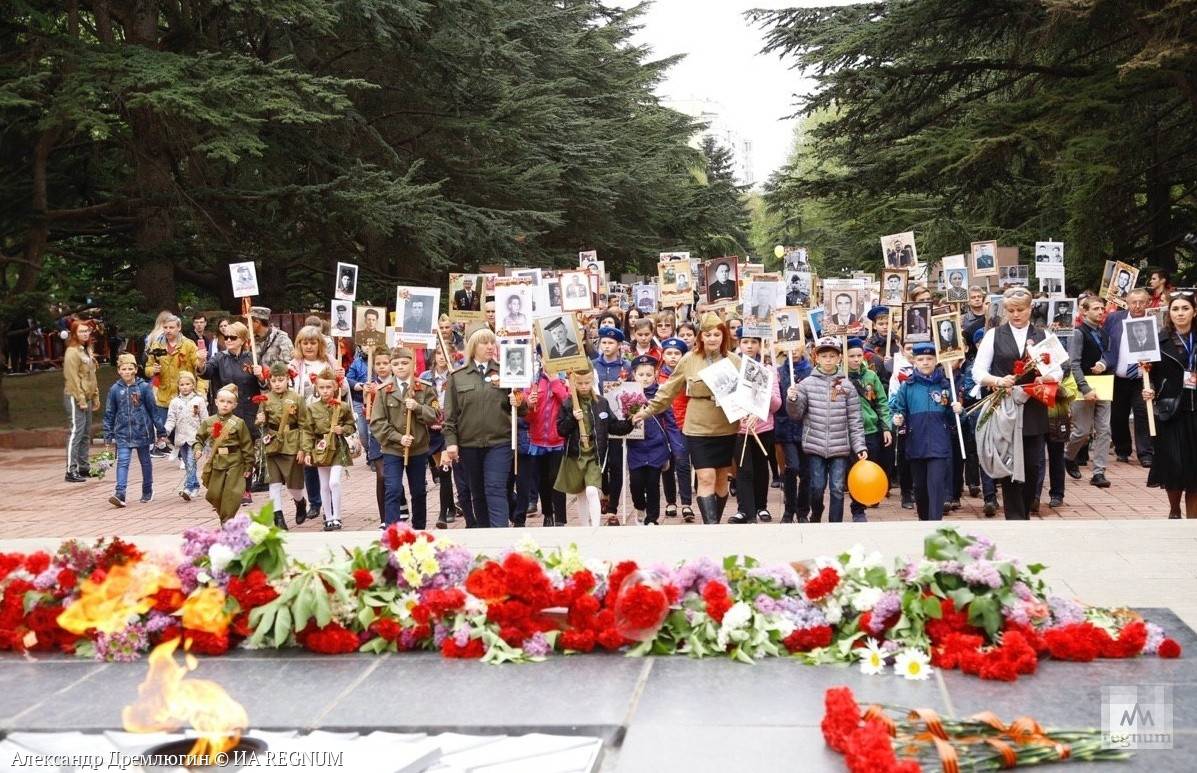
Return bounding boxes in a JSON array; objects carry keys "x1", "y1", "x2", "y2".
[{"x1": 1153, "y1": 378, "x2": 1180, "y2": 422}]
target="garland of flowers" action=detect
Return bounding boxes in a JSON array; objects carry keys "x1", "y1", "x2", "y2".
[{"x1": 0, "y1": 510, "x2": 1184, "y2": 678}]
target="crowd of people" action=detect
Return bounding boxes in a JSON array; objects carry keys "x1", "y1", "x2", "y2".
[{"x1": 58, "y1": 264, "x2": 1197, "y2": 529}]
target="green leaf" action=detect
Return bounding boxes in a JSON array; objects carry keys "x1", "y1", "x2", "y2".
[
  {"x1": 273, "y1": 605, "x2": 293, "y2": 645},
  {"x1": 313, "y1": 584, "x2": 332, "y2": 628},
  {"x1": 923, "y1": 596, "x2": 943, "y2": 619}
]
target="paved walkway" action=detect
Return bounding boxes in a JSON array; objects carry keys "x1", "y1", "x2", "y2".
[{"x1": 1, "y1": 441, "x2": 1173, "y2": 539}]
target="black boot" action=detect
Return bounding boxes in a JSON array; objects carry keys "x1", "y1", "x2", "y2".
[
  {"x1": 696, "y1": 494, "x2": 720, "y2": 525},
  {"x1": 780, "y1": 511, "x2": 794, "y2": 524},
  {"x1": 714, "y1": 494, "x2": 728, "y2": 524},
  {"x1": 294, "y1": 499, "x2": 308, "y2": 525},
  {"x1": 273, "y1": 510, "x2": 289, "y2": 531}
]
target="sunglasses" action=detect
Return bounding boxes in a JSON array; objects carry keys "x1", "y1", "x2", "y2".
[
  {"x1": 1169, "y1": 289, "x2": 1196, "y2": 301},
  {"x1": 223, "y1": 335, "x2": 240, "y2": 341}
]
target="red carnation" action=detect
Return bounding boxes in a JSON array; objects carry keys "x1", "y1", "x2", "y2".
[
  {"x1": 24, "y1": 552, "x2": 51, "y2": 575},
  {"x1": 227, "y1": 568, "x2": 278, "y2": 611},
  {"x1": 465, "y1": 561, "x2": 508, "y2": 601},
  {"x1": 151, "y1": 587, "x2": 186, "y2": 614},
  {"x1": 371, "y1": 618, "x2": 402, "y2": 642},
  {"x1": 614, "y1": 583, "x2": 669, "y2": 639},
  {"x1": 441, "y1": 636, "x2": 485, "y2": 659},
  {"x1": 560, "y1": 628, "x2": 596, "y2": 653},
  {"x1": 783, "y1": 625, "x2": 833, "y2": 653},
  {"x1": 211, "y1": 420, "x2": 223, "y2": 439},
  {"x1": 1013, "y1": 359, "x2": 1027, "y2": 376},
  {"x1": 381, "y1": 524, "x2": 420, "y2": 550},
  {"x1": 820, "y1": 686, "x2": 862, "y2": 753},
  {"x1": 301, "y1": 622, "x2": 360, "y2": 655},
  {"x1": 702, "y1": 580, "x2": 732, "y2": 623},
  {"x1": 352, "y1": 568, "x2": 374, "y2": 591},
  {"x1": 597, "y1": 627, "x2": 627, "y2": 651},
  {"x1": 422, "y1": 588, "x2": 466, "y2": 617},
  {"x1": 56, "y1": 568, "x2": 77, "y2": 591},
  {"x1": 604, "y1": 561, "x2": 640, "y2": 610},
  {"x1": 1158, "y1": 638, "x2": 1182, "y2": 658},
  {"x1": 804, "y1": 567, "x2": 840, "y2": 601},
  {"x1": 843, "y1": 719, "x2": 919, "y2": 773},
  {"x1": 183, "y1": 629, "x2": 230, "y2": 656},
  {"x1": 251, "y1": 393, "x2": 269, "y2": 405}
]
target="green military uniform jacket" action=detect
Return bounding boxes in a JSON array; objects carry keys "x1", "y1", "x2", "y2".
[
  {"x1": 442, "y1": 360, "x2": 521, "y2": 449},
  {"x1": 642, "y1": 349, "x2": 742, "y2": 436},
  {"x1": 847, "y1": 364, "x2": 892, "y2": 435},
  {"x1": 370, "y1": 376, "x2": 439, "y2": 457},
  {"x1": 301, "y1": 398, "x2": 358, "y2": 467},
  {"x1": 193, "y1": 413, "x2": 254, "y2": 521},
  {"x1": 259, "y1": 389, "x2": 305, "y2": 456}
]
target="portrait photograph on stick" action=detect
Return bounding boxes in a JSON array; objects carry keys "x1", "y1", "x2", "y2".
[
  {"x1": 942, "y1": 267, "x2": 969, "y2": 302},
  {"x1": 330, "y1": 299, "x2": 353, "y2": 337},
  {"x1": 536, "y1": 313, "x2": 588, "y2": 372},
  {"x1": 931, "y1": 312, "x2": 964, "y2": 362},
  {"x1": 229, "y1": 261, "x2": 259, "y2": 298},
  {"x1": 396, "y1": 286, "x2": 440, "y2": 344},
  {"x1": 903, "y1": 302, "x2": 932, "y2": 343},
  {"x1": 1103, "y1": 261, "x2": 1139, "y2": 308},
  {"x1": 449, "y1": 273, "x2": 483, "y2": 321},
  {"x1": 559, "y1": 270, "x2": 593, "y2": 312},
  {"x1": 881, "y1": 231, "x2": 918, "y2": 269},
  {"x1": 823, "y1": 287, "x2": 864, "y2": 335},
  {"x1": 784, "y1": 270, "x2": 813, "y2": 307},
  {"x1": 1123, "y1": 315, "x2": 1161, "y2": 363},
  {"x1": 703, "y1": 258, "x2": 740, "y2": 306},
  {"x1": 334, "y1": 261, "x2": 358, "y2": 301},
  {"x1": 1034, "y1": 241, "x2": 1065, "y2": 279},
  {"x1": 354, "y1": 306, "x2": 386, "y2": 349},
  {"x1": 498, "y1": 337, "x2": 534, "y2": 389},
  {"x1": 880, "y1": 269, "x2": 908, "y2": 306},
  {"x1": 970, "y1": 240, "x2": 998, "y2": 277},
  {"x1": 494, "y1": 280, "x2": 533, "y2": 335}
]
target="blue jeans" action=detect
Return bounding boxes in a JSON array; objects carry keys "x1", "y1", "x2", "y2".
[
  {"x1": 780, "y1": 441, "x2": 810, "y2": 518},
  {"x1": 179, "y1": 443, "x2": 199, "y2": 491},
  {"x1": 382, "y1": 452, "x2": 428, "y2": 528},
  {"x1": 153, "y1": 404, "x2": 169, "y2": 443},
  {"x1": 304, "y1": 466, "x2": 322, "y2": 511},
  {"x1": 114, "y1": 445, "x2": 152, "y2": 500},
  {"x1": 460, "y1": 444, "x2": 513, "y2": 528},
  {"x1": 807, "y1": 454, "x2": 848, "y2": 523},
  {"x1": 452, "y1": 461, "x2": 474, "y2": 526}
]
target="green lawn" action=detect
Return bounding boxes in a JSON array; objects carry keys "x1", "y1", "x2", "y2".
[{"x1": 1, "y1": 367, "x2": 119, "y2": 430}]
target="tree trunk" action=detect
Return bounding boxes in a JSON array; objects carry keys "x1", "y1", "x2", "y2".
[{"x1": 1145, "y1": 126, "x2": 1175, "y2": 271}]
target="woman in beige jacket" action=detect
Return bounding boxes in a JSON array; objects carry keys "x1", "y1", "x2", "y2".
[
  {"x1": 636, "y1": 312, "x2": 741, "y2": 524},
  {"x1": 63, "y1": 320, "x2": 100, "y2": 482}
]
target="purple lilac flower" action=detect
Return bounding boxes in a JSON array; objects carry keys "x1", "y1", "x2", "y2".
[
  {"x1": 671, "y1": 557, "x2": 725, "y2": 595},
  {"x1": 94, "y1": 624, "x2": 149, "y2": 662},
  {"x1": 145, "y1": 611, "x2": 175, "y2": 633},
  {"x1": 1144, "y1": 622, "x2": 1165, "y2": 655},
  {"x1": 746, "y1": 564, "x2": 801, "y2": 590},
  {"x1": 177, "y1": 564, "x2": 202, "y2": 595},
  {"x1": 33, "y1": 567, "x2": 59, "y2": 590},
  {"x1": 452, "y1": 625, "x2": 470, "y2": 647},
  {"x1": 1048, "y1": 595, "x2": 1086, "y2": 627},
  {"x1": 881, "y1": 640, "x2": 900, "y2": 654},
  {"x1": 965, "y1": 543, "x2": 990, "y2": 560},
  {"x1": 432, "y1": 545, "x2": 474, "y2": 588},
  {"x1": 869, "y1": 592, "x2": 901, "y2": 633},
  {"x1": 181, "y1": 526, "x2": 219, "y2": 561},
  {"x1": 938, "y1": 560, "x2": 963, "y2": 576},
  {"x1": 757, "y1": 595, "x2": 828, "y2": 630},
  {"x1": 399, "y1": 627, "x2": 425, "y2": 650},
  {"x1": 217, "y1": 513, "x2": 253, "y2": 553},
  {"x1": 962, "y1": 561, "x2": 1003, "y2": 589},
  {"x1": 897, "y1": 560, "x2": 920, "y2": 582},
  {"x1": 433, "y1": 622, "x2": 450, "y2": 647},
  {"x1": 522, "y1": 632, "x2": 552, "y2": 657},
  {"x1": 1013, "y1": 581, "x2": 1033, "y2": 602},
  {"x1": 1002, "y1": 603, "x2": 1031, "y2": 626}
]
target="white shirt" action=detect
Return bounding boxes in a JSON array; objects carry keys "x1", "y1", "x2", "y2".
[{"x1": 972, "y1": 323, "x2": 1030, "y2": 387}]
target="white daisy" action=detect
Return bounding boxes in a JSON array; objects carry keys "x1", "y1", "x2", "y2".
[
  {"x1": 894, "y1": 648, "x2": 933, "y2": 681},
  {"x1": 859, "y1": 637, "x2": 887, "y2": 675}
]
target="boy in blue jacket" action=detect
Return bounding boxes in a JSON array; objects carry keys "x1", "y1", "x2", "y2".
[
  {"x1": 103, "y1": 353, "x2": 165, "y2": 508},
  {"x1": 889, "y1": 343, "x2": 962, "y2": 521}
]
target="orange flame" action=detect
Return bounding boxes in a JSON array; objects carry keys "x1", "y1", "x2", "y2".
[
  {"x1": 57, "y1": 563, "x2": 166, "y2": 635},
  {"x1": 123, "y1": 638, "x2": 248, "y2": 757}
]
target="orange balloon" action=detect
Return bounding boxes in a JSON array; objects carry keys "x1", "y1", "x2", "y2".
[{"x1": 847, "y1": 460, "x2": 888, "y2": 506}]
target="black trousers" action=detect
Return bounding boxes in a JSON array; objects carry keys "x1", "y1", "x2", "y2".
[
  {"x1": 999, "y1": 434, "x2": 1045, "y2": 520},
  {"x1": 735, "y1": 429, "x2": 774, "y2": 515},
  {"x1": 531, "y1": 451, "x2": 567, "y2": 525},
  {"x1": 781, "y1": 441, "x2": 811, "y2": 517},
  {"x1": 602, "y1": 440, "x2": 624, "y2": 513},
  {"x1": 629, "y1": 466, "x2": 662, "y2": 521},
  {"x1": 896, "y1": 431, "x2": 914, "y2": 495},
  {"x1": 1111, "y1": 375, "x2": 1153, "y2": 461},
  {"x1": 430, "y1": 460, "x2": 455, "y2": 519}
]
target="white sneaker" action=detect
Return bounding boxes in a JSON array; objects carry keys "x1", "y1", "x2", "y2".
[{"x1": 634, "y1": 509, "x2": 646, "y2": 525}]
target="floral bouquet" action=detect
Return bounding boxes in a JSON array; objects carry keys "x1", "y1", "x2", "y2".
[
  {"x1": 971, "y1": 336, "x2": 1065, "y2": 428},
  {"x1": 87, "y1": 450, "x2": 116, "y2": 479}
]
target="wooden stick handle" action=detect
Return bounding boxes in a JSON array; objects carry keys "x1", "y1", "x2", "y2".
[
  {"x1": 569, "y1": 380, "x2": 590, "y2": 450},
  {"x1": 403, "y1": 378, "x2": 413, "y2": 463},
  {"x1": 1143, "y1": 365, "x2": 1157, "y2": 437},
  {"x1": 511, "y1": 393, "x2": 519, "y2": 474}
]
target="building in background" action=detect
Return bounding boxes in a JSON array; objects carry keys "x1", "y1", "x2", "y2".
[{"x1": 666, "y1": 97, "x2": 756, "y2": 188}]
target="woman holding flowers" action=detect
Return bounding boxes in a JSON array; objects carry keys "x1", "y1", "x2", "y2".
[
  {"x1": 971, "y1": 287, "x2": 1061, "y2": 520},
  {"x1": 1143, "y1": 290, "x2": 1197, "y2": 517}
]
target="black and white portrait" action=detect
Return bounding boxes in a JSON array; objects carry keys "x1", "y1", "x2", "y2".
[
  {"x1": 578, "y1": 249, "x2": 598, "y2": 266},
  {"x1": 1034, "y1": 241, "x2": 1065, "y2": 280},
  {"x1": 498, "y1": 338, "x2": 534, "y2": 389},
  {"x1": 633, "y1": 284, "x2": 657, "y2": 313},
  {"x1": 931, "y1": 313, "x2": 964, "y2": 362},
  {"x1": 1050, "y1": 300, "x2": 1076, "y2": 333},
  {"x1": 1123, "y1": 316, "x2": 1160, "y2": 361},
  {"x1": 1031, "y1": 299, "x2": 1050, "y2": 329},
  {"x1": 543, "y1": 278, "x2": 563, "y2": 313},
  {"x1": 783, "y1": 247, "x2": 809, "y2": 271},
  {"x1": 396, "y1": 286, "x2": 440, "y2": 343},
  {"x1": 495, "y1": 282, "x2": 533, "y2": 334},
  {"x1": 734, "y1": 355, "x2": 775, "y2": 421},
  {"x1": 1104, "y1": 262, "x2": 1138, "y2": 307},
  {"x1": 450, "y1": 274, "x2": 482, "y2": 319},
  {"x1": 943, "y1": 269, "x2": 969, "y2": 302},
  {"x1": 971, "y1": 241, "x2": 998, "y2": 277},
  {"x1": 785, "y1": 271, "x2": 812, "y2": 307},
  {"x1": 537, "y1": 313, "x2": 587, "y2": 371},
  {"x1": 904, "y1": 302, "x2": 932, "y2": 343},
  {"x1": 330, "y1": 300, "x2": 353, "y2": 337},
  {"x1": 230, "y1": 261, "x2": 259, "y2": 298},
  {"x1": 881, "y1": 232, "x2": 918, "y2": 269},
  {"x1": 823, "y1": 288, "x2": 863, "y2": 333},
  {"x1": 1039, "y1": 277, "x2": 1064, "y2": 296},
  {"x1": 560, "y1": 270, "x2": 593, "y2": 312},
  {"x1": 998, "y1": 265, "x2": 1029, "y2": 288},
  {"x1": 511, "y1": 268, "x2": 542, "y2": 286},
  {"x1": 881, "y1": 269, "x2": 907, "y2": 306},
  {"x1": 334, "y1": 262, "x2": 358, "y2": 301},
  {"x1": 746, "y1": 280, "x2": 784, "y2": 321},
  {"x1": 772, "y1": 307, "x2": 805, "y2": 347},
  {"x1": 704, "y1": 259, "x2": 739, "y2": 305}
]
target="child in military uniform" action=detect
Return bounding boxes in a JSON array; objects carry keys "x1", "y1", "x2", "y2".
[
  {"x1": 301, "y1": 367, "x2": 357, "y2": 531},
  {"x1": 193, "y1": 383, "x2": 254, "y2": 522},
  {"x1": 257, "y1": 361, "x2": 307, "y2": 530},
  {"x1": 371, "y1": 347, "x2": 439, "y2": 528},
  {"x1": 555, "y1": 367, "x2": 632, "y2": 526}
]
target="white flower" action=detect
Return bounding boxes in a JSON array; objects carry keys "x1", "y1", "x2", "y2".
[
  {"x1": 823, "y1": 599, "x2": 843, "y2": 625},
  {"x1": 852, "y1": 586, "x2": 884, "y2": 612},
  {"x1": 721, "y1": 601, "x2": 752, "y2": 631},
  {"x1": 246, "y1": 522, "x2": 270, "y2": 544},
  {"x1": 894, "y1": 648, "x2": 933, "y2": 681},
  {"x1": 515, "y1": 535, "x2": 541, "y2": 555},
  {"x1": 464, "y1": 594, "x2": 487, "y2": 615},
  {"x1": 859, "y1": 638, "x2": 886, "y2": 676},
  {"x1": 208, "y1": 543, "x2": 235, "y2": 573}
]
